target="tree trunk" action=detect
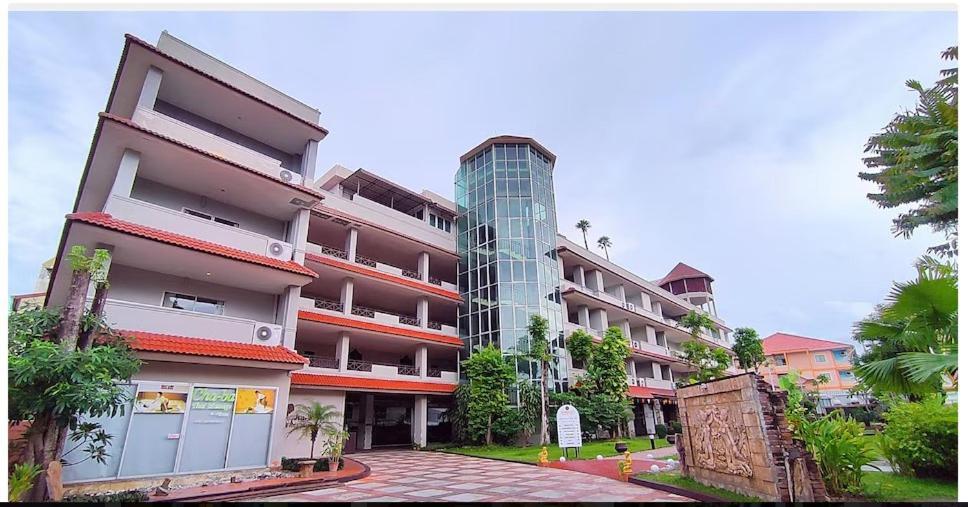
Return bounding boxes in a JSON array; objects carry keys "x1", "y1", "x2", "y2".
[
  {"x1": 539, "y1": 363, "x2": 549, "y2": 445},
  {"x1": 23, "y1": 412, "x2": 68, "y2": 502},
  {"x1": 76, "y1": 280, "x2": 108, "y2": 350},
  {"x1": 55, "y1": 269, "x2": 91, "y2": 349},
  {"x1": 486, "y1": 414, "x2": 493, "y2": 446}
]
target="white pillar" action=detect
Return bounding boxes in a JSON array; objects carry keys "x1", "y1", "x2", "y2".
[
  {"x1": 639, "y1": 291, "x2": 651, "y2": 310},
  {"x1": 615, "y1": 284, "x2": 627, "y2": 304},
  {"x1": 590, "y1": 308, "x2": 608, "y2": 334},
  {"x1": 109, "y1": 149, "x2": 141, "y2": 199},
  {"x1": 340, "y1": 277, "x2": 354, "y2": 315},
  {"x1": 345, "y1": 227, "x2": 359, "y2": 262},
  {"x1": 652, "y1": 362, "x2": 663, "y2": 379},
  {"x1": 572, "y1": 265, "x2": 586, "y2": 287},
  {"x1": 336, "y1": 332, "x2": 350, "y2": 371},
  {"x1": 646, "y1": 326, "x2": 658, "y2": 345},
  {"x1": 577, "y1": 305, "x2": 591, "y2": 329},
  {"x1": 289, "y1": 208, "x2": 310, "y2": 264},
  {"x1": 301, "y1": 140, "x2": 319, "y2": 183},
  {"x1": 620, "y1": 319, "x2": 632, "y2": 340},
  {"x1": 279, "y1": 285, "x2": 300, "y2": 349},
  {"x1": 628, "y1": 360, "x2": 638, "y2": 379},
  {"x1": 416, "y1": 345, "x2": 428, "y2": 379},
  {"x1": 363, "y1": 394, "x2": 374, "y2": 450},
  {"x1": 413, "y1": 395, "x2": 428, "y2": 448},
  {"x1": 417, "y1": 297, "x2": 429, "y2": 328},
  {"x1": 418, "y1": 252, "x2": 430, "y2": 282},
  {"x1": 651, "y1": 301, "x2": 663, "y2": 319},
  {"x1": 137, "y1": 65, "x2": 163, "y2": 109},
  {"x1": 587, "y1": 269, "x2": 604, "y2": 291}
]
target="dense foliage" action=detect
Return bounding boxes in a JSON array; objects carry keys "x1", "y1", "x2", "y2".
[
  {"x1": 286, "y1": 402, "x2": 341, "y2": 458},
  {"x1": 463, "y1": 344, "x2": 517, "y2": 445},
  {"x1": 565, "y1": 329, "x2": 594, "y2": 368},
  {"x1": 731, "y1": 327, "x2": 765, "y2": 372},
  {"x1": 8, "y1": 464, "x2": 42, "y2": 502},
  {"x1": 679, "y1": 340, "x2": 731, "y2": 384},
  {"x1": 64, "y1": 490, "x2": 150, "y2": 503},
  {"x1": 877, "y1": 396, "x2": 957, "y2": 480},
  {"x1": 860, "y1": 47, "x2": 958, "y2": 257},
  {"x1": 280, "y1": 456, "x2": 344, "y2": 472}
]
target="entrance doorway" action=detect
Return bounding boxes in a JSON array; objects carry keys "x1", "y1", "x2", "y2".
[{"x1": 344, "y1": 393, "x2": 415, "y2": 451}]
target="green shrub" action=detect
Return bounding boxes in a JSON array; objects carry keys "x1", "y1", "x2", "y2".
[
  {"x1": 64, "y1": 490, "x2": 149, "y2": 503},
  {"x1": 877, "y1": 397, "x2": 957, "y2": 480},
  {"x1": 492, "y1": 408, "x2": 525, "y2": 445},
  {"x1": 798, "y1": 412, "x2": 878, "y2": 496},
  {"x1": 280, "y1": 456, "x2": 344, "y2": 472},
  {"x1": 654, "y1": 424, "x2": 668, "y2": 439},
  {"x1": 668, "y1": 420, "x2": 682, "y2": 434},
  {"x1": 8, "y1": 463, "x2": 42, "y2": 502}
]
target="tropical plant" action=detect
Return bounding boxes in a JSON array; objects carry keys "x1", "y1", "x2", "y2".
[
  {"x1": 679, "y1": 340, "x2": 731, "y2": 384},
  {"x1": 463, "y1": 344, "x2": 517, "y2": 445},
  {"x1": 680, "y1": 310, "x2": 717, "y2": 339},
  {"x1": 286, "y1": 402, "x2": 341, "y2": 458},
  {"x1": 448, "y1": 383, "x2": 471, "y2": 443},
  {"x1": 731, "y1": 327, "x2": 765, "y2": 372},
  {"x1": 525, "y1": 314, "x2": 552, "y2": 445},
  {"x1": 575, "y1": 219, "x2": 592, "y2": 249},
  {"x1": 8, "y1": 463, "x2": 42, "y2": 502},
  {"x1": 516, "y1": 380, "x2": 542, "y2": 444},
  {"x1": 860, "y1": 46, "x2": 958, "y2": 257},
  {"x1": 596, "y1": 236, "x2": 612, "y2": 261},
  {"x1": 854, "y1": 256, "x2": 957, "y2": 397},
  {"x1": 583, "y1": 326, "x2": 632, "y2": 436},
  {"x1": 324, "y1": 427, "x2": 350, "y2": 462},
  {"x1": 877, "y1": 395, "x2": 957, "y2": 479},
  {"x1": 797, "y1": 412, "x2": 878, "y2": 496},
  {"x1": 566, "y1": 328, "x2": 594, "y2": 369}
]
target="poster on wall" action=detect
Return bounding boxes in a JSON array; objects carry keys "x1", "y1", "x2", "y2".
[
  {"x1": 133, "y1": 383, "x2": 189, "y2": 414},
  {"x1": 235, "y1": 389, "x2": 275, "y2": 414}
]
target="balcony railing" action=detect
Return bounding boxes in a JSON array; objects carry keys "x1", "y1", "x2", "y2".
[
  {"x1": 300, "y1": 297, "x2": 458, "y2": 336},
  {"x1": 305, "y1": 355, "x2": 340, "y2": 369},
  {"x1": 346, "y1": 359, "x2": 419, "y2": 376},
  {"x1": 314, "y1": 298, "x2": 343, "y2": 312},
  {"x1": 306, "y1": 242, "x2": 457, "y2": 291}
]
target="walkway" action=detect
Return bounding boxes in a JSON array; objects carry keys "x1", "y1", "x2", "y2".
[{"x1": 247, "y1": 450, "x2": 691, "y2": 502}]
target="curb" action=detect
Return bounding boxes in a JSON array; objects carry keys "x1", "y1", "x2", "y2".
[{"x1": 628, "y1": 476, "x2": 729, "y2": 502}]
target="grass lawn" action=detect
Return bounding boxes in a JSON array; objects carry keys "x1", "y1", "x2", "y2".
[
  {"x1": 861, "y1": 472, "x2": 958, "y2": 502},
  {"x1": 640, "y1": 471, "x2": 764, "y2": 502},
  {"x1": 441, "y1": 436, "x2": 672, "y2": 464}
]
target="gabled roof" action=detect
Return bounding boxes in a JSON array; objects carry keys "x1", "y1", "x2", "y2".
[
  {"x1": 656, "y1": 262, "x2": 713, "y2": 286},
  {"x1": 291, "y1": 373, "x2": 457, "y2": 394},
  {"x1": 762, "y1": 332, "x2": 855, "y2": 354},
  {"x1": 120, "y1": 330, "x2": 308, "y2": 364},
  {"x1": 67, "y1": 212, "x2": 318, "y2": 278}
]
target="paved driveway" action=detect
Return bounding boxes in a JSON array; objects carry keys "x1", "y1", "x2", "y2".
[{"x1": 251, "y1": 450, "x2": 690, "y2": 502}]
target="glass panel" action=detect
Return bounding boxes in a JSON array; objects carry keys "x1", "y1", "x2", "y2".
[{"x1": 178, "y1": 387, "x2": 237, "y2": 472}]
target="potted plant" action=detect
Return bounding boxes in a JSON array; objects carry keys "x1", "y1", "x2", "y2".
[{"x1": 324, "y1": 428, "x2": 350, "y2": 472}]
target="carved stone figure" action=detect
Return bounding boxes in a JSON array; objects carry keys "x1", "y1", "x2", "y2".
[{"x1": 689, "y1": 405, "x2": 753, "y2": 477}]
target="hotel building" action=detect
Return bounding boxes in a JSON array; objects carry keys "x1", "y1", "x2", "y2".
[
  {"x1": 757, "y1": 332, "x2": 867, "y2": 410},
  {"x1": 42, "y1": 32, "x2": 735, "y2": 485}
]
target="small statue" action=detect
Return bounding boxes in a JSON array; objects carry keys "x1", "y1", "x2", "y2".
[
  {"x1": 618, "y1": 450, "x2": 633, "y2": 480},
  {"x1": 537, "y1": 446, "x2": 549, "y2": 466}
]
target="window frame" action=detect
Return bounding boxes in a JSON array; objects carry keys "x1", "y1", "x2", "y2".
[
  {"x1": 181, "y1": 207, "x2": 240, "y2": 228},
  {"x1": 162, "y1": 291, "x2": 226, "y2": 316}
]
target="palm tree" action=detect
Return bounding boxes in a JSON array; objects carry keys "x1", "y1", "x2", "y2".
[
  {"x1": 287, "y1": 402, "x2": 342, "y2": 458},
  {"x1": 525, "y1": 315, "x2": 552, "y2": 445},
  {"x1": 575, "y1": 220, "x2": 592, "y2": 249},
  {"x1": 596, "y1": 236, "x2": 612, "y2": 261}
]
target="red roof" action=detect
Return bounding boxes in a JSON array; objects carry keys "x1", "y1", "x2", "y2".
[
  {"x1": 67, "y1": 212, "x2": 317, "y2": 278},
  {"x1": 657, "y1": 262, "x2": 713, "y2": 286},
  {"x1": 298, "y1": 310, "x2": 463, "y2": 347},
  {"x1": 124, "y1": 34, "x2": 328, "y2": 137},
  {"x1": 762, "y1": 332, "x2": 854, "y2": 354},
  {"x1": 121, "y1": 330, "x2": 307, "y2": 364},
  {"x1": 291, "y1": 372, "x2": 457, "y2": 394},
  {"x1": 305, "y1": 253, "x2": 461, "y2": 301},
  {"x1": 100, "y1": 112, "x2": 323, "y2": 199},
  {"x1": 629, "y1": 385, "x2": 677, "y2": 399}
]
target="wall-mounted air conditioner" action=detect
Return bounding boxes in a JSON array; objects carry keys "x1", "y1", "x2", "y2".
[
  {"x1": 632, "y1": 340, "x2": 642, "y2": 350},
  {"x1": 624, "y1": 302, "x2": 635, "y2": 311},
  {"x1": 265, "y1": 241, "x2": 294, "y2": 260},
  {"x1": 627, "y1": 376, "x2": 636, "y2": 386},
  {"x1": 278, "y1": 169, "x2": 304, "y2": 186},
  {"x1": 253, "y1": 323, "x2": 284, "y2": 346},
  {"x1": 637, "y1": 378, "x2": 647, "y2": 387}
]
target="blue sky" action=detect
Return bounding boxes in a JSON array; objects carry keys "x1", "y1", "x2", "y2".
[{"x1": 8, "y1": 10, "x2": 956, "y2": 348}]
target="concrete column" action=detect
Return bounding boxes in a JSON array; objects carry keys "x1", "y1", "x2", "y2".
[
  {"x1": 590, "y1": 308, "x2": 608, "y2": 334},
  {"x1": 416, "y1": 345, "x2": 428, "y2": 379},
  {"x1": 572, "y1": 265, "x2": 586, "y2": 287},
  {"x1": 363, "y1": 394, "x2": 374, "y2": 450},
  {"x1": 577, "y1": 305, "x2": 591, "y2": 329},
  {"x1": 711, "y1": 298, "x2": 718, "y2": 317},
  {"x1": 108, "y1": 149, "x2": 141, "y2": 200},
  {"x1": 137, "y1": 66, "x2": 163, "y2": 109},
  {"x1": 652, "y1": 362, "x2": 663, "y2": 380},
  {"x1": 289, "y1": 208, "x2": 310, "y2": 264},
  {"x1": 614, "y1": 284, "x2": 627, "y2": 304},
  {"x1": 300, "y1": 140, "x2": 319, "y2": 183},
  {"x1": 639, "y1": 291, "x2": 651, "y2": 310},
  {"x1": 336, "y1": 332, "x2": 350, "y2": 371},
  {"x1": 418, "y1": 252, "x2": 430, "y2": 282},
  {"x1": 646, "y1": 326, "x2": 658, "y2": 345},
  {"x1": 587, "y1": 269, "x2": 604, "y2": 291},
  {"x1": 627, "y1": 360, "x2": 637, "y2": 379},
  {"x1": 345, "y1": 227, "x2": 359, "y2": 262},
  {"x1": 620, "y1": 319, "x2": 632, "y2": 340},
  {"x1": 651, "y1": 301, "x2": 663, "y2": 319},
  {"x1": 340, "y1": 277, "x2": 354, "y2": 315},
  {"x1": 423, "y1": 204, "x2": 431, "y2": 223},
  {"x1": 417, "y1": 297, "x2": 429, "y2": 328},
  {"x1": 413, "y1": 395, "x2": 428, "y2": 448},
  {"x1": 280, "y1": 285, "x2": 301, "y2": 349}
]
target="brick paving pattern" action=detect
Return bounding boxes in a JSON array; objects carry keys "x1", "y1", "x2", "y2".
[{"x1": 248, "y1": 450, "x2": 692, "y2": 502}]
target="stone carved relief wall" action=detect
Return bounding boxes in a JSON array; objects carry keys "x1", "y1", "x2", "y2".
[{"x1": 690, "y1": 405, "x2": 753, "y2": 477}]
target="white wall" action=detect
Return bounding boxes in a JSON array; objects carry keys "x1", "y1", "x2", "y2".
[
  {"x1": 277, "y1": 389, "x2": 346, "y2": 459},
  {"x1": 131, "y1": 177, "x2": 286, "y2": 240},
  {"x1": 107, "y1": 264, "x2": 277, "y2": 323}
]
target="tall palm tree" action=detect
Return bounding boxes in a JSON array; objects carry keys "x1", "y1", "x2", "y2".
[
  {"x1": 596, "y1": 236, "x2": 612, "y2": 261},
  {"x1": 526, "y1": 315, "x2": 552, "y2": 445},
  {"x1": 287, "y1": 402, "x2": 342, "y2": 458},
  {"x1": 575, "y1": 220, "x2": 592, "y2": 249}
]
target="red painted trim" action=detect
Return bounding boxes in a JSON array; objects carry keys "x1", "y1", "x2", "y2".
[
  {"x1": 67, "y1": 212, "x2": 318, "y2": 278},
  {"x1": 304, "y1": 253, "x2": 461, "y2": 302},
  {"x1": 297, "y1": 310, "x2": 463, "y2": 347},
  {"x1": 124, "y1": 34, "x2": 329, "y2": 137},
  {"x1": 101, "y1": 112, "x2": 323, "y2": 200},
  {"x1": 291, "y1": 372, "x2": 457, "y2": 394},
  {"x1": 119, "y1": 330, "x2": 308, "y2": 364}
]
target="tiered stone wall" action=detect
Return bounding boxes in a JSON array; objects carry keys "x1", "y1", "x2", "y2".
[{"x1": 674, "y1": 373, "x2": 827, "y2": 502}]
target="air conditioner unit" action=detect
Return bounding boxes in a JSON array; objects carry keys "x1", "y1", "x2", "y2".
[
  {"x1": 265, "y1": 241, "x2": 294, "y2": 260},
  {"x1": 253, "y1": 323, "x2": 283, "y2": 346},
  {"x1": 632, "y1": 340, "x2": 642, "y2": 350},
  {"x1": 624, "y1": 302, "x2": 635, "y2": 311},
  {"x1": 637, "y1": 378, "x2": 647, "y2": 387},
  {"x1": 627, "y1": 376, "x2": 636, "y2": 386},
  {"x1": 278, "y1": 169, "x2": 304, "y2": 186}
]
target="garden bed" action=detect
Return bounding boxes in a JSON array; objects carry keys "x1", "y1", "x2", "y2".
[
  {"x1": 635, "y1": 471, "x2": 764, "y2": 502},
  {"x1": 440, "y1": 436, "x2": 672, "y2": 464}
]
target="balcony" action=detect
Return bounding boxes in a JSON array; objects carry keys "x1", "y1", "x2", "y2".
[
  {"x1": 100, "y1": 298, "x2": 282, "y2": 346},
  {"x1": 643, "y1": 378, "x2": 675, "y2": 390},
  {"x1": 631, "y1": 339, "x2": 673, "y2": 358},
  {"x1": 299, "y1": 297, "x2": 458, "y2": 337},
  {"x1": 306, "y1": 242, "x2": 459, "y2": 293},
  {"x1": 318, "y1": 192, "x2": 454, "y2": 252},
  {"x1": 131, "y1": 106, "x2": 304, "y2": 185},
  {"x1": 301, "y1": 354, "x2": 458, "y2": 382},
  {"x1": 104, "y1": 195, "x2": 293, "y2": 260}
]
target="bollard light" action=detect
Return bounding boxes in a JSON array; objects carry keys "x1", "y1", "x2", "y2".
[{"x1": 649, "y1": 433, "x2": 656, "y2": 450}]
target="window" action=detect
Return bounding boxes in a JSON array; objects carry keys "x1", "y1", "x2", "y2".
[
  {"x1": 429, "y1": 212, "x2": 452, "y2": 233},
  {"x1": 833, "y1": 349, "x2": 851, "y2": 363},
  {"x1": 773, "y1": 355, "x2": 787, "y2": 366},
  {"x1": 163, "y1": 292, "x2": 225, "y2": 315},
  {"x1": 814, "y1": 353, "x2": 828, "y2": 363},
  {"x1": 182, "y1": 208, "x2": 239, "y2": 228},
  {"x1": 839, "y1": 370, "x2": 856, "y2": 381}
]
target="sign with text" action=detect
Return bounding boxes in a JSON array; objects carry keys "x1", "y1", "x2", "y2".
[{"x1": 555, "y1": 404, "x2": 582, "y2": 449}]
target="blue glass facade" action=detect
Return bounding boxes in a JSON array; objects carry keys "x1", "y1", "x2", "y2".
[{"x1": 455, "y1": 140, "x2": 566, "y2": 401}]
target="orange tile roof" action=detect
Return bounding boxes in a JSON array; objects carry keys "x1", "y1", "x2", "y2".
[
  {"x1": 67, "y1": 212, "x2": 318, "y2": 278},
  {"x1": 629, "y1": 385, "x2": 677, "y2": 399},
  {"x1": 762, "y1": 332, "x2": 855, "y2": 354},
  {"x1": 120, "y1": 330, "x2": 308, "y2": 364},
  {"x1": 100, "y1": 112, "x2": 323, "y2": 199},
  {"x1": 305, "y1": 253, "x2": 461, "y2": 302},
  {"x1": 291, "y1": 372, "x2": 457, "y2": 394},
  {"x1": 297, "y1": 310, "x2": 463, "y2": 347},
  {"x1": 656, "y1": 262, "x2": 713, "y2": 285}
]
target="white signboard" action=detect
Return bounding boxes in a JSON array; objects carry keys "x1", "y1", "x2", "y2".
[{"x1": 556, "y1": 404, "x2": 582, "y2": 449}]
